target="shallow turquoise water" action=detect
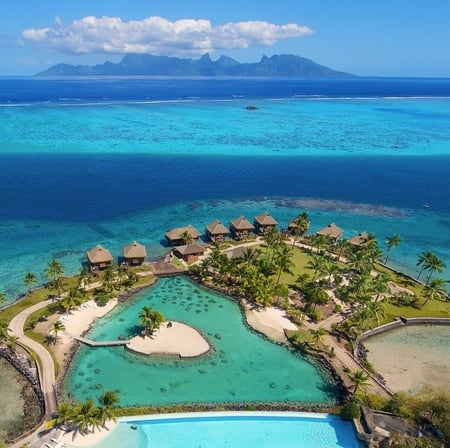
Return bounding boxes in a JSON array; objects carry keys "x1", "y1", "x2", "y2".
[
  {"x1": 1, "y1": 95, "x2": 450, "y2": 304},
  {"x1": 64, "y1": 276, "x2": 337, "y2": 407},
  {"x1": 90, "y1": 413, "x2": 362, "y2": 448}
]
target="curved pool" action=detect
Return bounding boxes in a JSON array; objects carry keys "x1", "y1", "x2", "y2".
[
  {"x1": 64, "y1": 276, "x2": 338, "y2": 406},
  {"x1": 90, "y1": 412, "x2": 362, "y2": 448}
]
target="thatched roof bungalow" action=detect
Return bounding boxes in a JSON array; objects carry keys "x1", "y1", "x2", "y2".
[
  {"x1": 230, "y1": 216, "x2": 255, "y2": 240},
  {"x1": 173, "y1": 244, "x2": 205, "y2": 263},
  {"x1": 348, "y1": 231, "x2": 370, "y2": 248},
  {"x1": 254, "y1": 211, "x2": 278, "y2": 234},
  {"x1": 316, "y1": 223, "x2": 344, "y2": 241},
  {"x1": 86, "y1": 245, "x2": 113, "y2": 270},
  {"x1": 205, "y1": 220, "x2": 229, "y2": 243},
  {"x1": 123, "y1": 240, "x2": 147, "y2": 266},
  {"x1": 165, "y1": 224, "x2": 201, "y2": 246}
]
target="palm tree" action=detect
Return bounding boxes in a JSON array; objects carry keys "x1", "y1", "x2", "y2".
[
  {"x1": 273, "y1": 245, "x2": 294, "y2": 284},
  {"x1": 348, "y1": 369, "x2": 370, "y2": 395},
  {"x1": 384, "y1": 234, "x2": 402, "y2": 264},
  {"x1": 102, "y1": 265, "x2": 115, "y2": 292},
  {"x1": 24, "y1": 272, "x2": 38, "y2": 295},
  {"x1": 72, "y1": 400, "x2": 100, "y2": 434},
  {"x1": 49, "y1": 320, "x2": 66, "y2": 339},
  {"x1": 306, "y1": 255, "x2": 326, "y2": 280},
  {"x1": 425, "y1": 254, "x2": 446, "y2": 284},
  {"x1": 78, "y1": 266, "x2": 93, "y2": 294},
  {"x1": 97, "y1": 390, "x2": 119, "y2": 427},
  {"x1": 139, "y1": 306, "x2": 165, "y2": 336},
  {"x1": 44, "y1": 258, "x2": 65, "y2": 297},
  {"x1": 365, "y1": 300, "x2": 387, "y2": 325},
  {"x1": 240, "y1": 246, "x2": 260, "y2": 266},
  {"x1": 416, "y1": 251, "x2": 435, "y2": 281},
  {"x1": 372, "y1": 273, "x2": 390, "y2": 301},
  {"x1": 423, "y1": 278, "x2": 447, "y2": 306},
  {"x1": 290, "y1": 212, "x2": 310, "y2": 247},
  {"x1": 59, "y1": 288, "x2": 81, "y2": 314},
  {"x1": 310, "y1": 327, "x2": 327, "y2": 349}
]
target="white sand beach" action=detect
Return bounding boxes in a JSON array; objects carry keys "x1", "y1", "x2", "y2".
[
  {"x1": 127, "y1": 321, "x2": 210, "y2": 357},
  {"x1": 57, "y1": 422, "x2": 117, "y2": 447},
  {"x1": 244, "y1": 304, "x2": 298, "y2": 342}
]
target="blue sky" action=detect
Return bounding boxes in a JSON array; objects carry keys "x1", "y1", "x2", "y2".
[{"x1": 0, "y1": 0, "x2": 449, "y2": 76}]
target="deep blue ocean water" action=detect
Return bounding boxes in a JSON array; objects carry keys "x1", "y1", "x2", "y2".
[{"x1": 1, "y1": 77, "x2": 450, "y2": 302}]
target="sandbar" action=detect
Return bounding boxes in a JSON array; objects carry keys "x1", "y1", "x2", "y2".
[{"x1": 127, "y1": 321, "x2": 210, "y2": 357}]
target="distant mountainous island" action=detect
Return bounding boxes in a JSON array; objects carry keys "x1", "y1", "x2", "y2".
[{"x1": 36, "y1": 53, "x2": 355, "y2": 78}]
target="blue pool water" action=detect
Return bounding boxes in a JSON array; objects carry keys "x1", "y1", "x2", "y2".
[{"x1": 90, "y1": 412, "x2": 362, "y2": 448}]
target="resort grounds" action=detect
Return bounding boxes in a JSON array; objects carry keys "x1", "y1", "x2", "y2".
[{"x1": 1, "y1": 225, "x2": 449, "y2": 448}]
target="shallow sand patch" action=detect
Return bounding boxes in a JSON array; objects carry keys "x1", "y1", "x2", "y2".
[
  {"x1": 127, "y1": 321, "x2": 210, "y2": 357},
  {"x1": 364, "y1": 325, "x2": 450, "y2": 393}
]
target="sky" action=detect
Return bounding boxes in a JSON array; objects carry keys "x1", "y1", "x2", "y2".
[{"x1": 0, "y1": 0, "x2": 449, "y2": 77}]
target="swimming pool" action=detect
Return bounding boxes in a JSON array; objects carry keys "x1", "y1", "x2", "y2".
[{"x1": 90, "y1": 412, "x2": 362, "y2": 448}]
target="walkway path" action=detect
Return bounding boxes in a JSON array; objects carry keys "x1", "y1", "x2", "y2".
[
  {"x1": 9, "y1": 298, "x2": 58, "y2": 417},
  {"x1": 69, "y1": 333, "x2": 130, "y2": 347}
]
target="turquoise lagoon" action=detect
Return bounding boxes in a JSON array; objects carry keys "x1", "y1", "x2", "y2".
[
  {"x1": 64, "y1": 276, "x2": 337, "y2": 406},
  {"x1": 1, "y1": 88, "x2": 450, "y2": 303},
  {"x1": 89, "y1": 412, "x2": 362, "y2": 448}
]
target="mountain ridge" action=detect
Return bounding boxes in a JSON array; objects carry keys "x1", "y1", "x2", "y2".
[{"x1": 36, "y1": 53, "x2": 356, "y2": 78}]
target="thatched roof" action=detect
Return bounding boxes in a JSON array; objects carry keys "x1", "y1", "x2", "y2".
[
  {"x1": 348, "y1": 232, "x2": 369, "y2": 247},
  {"x1": 316, "y1": 223, "x2": 343, "y2": 239},
  {"x1": 206, "y1": 220, "x2": 229, "y2": 235},
  {"x1": 254, "y1": 211, "x2": 278, "y2": 226},
  {"x1": 86, "y1": 245, "x2": 113, "y2": 264},
  {"x1": 174, "y1": 244, "x2": 205, "y2": 256},
  {"x1": 230, "y1": 216, "x2": 255, "y2": 231},
  {"x1": 123, "y1": 240, "x2": 147, "y2": 259},
  {"x1": 165, "y1": 224, "x2": 201, "y2": 241}
]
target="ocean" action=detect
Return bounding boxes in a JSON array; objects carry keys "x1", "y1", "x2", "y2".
[{"x1": 1, "y1": 77, "x2": 450, "y2": 303}]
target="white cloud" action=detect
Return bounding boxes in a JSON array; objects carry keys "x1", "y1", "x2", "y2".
[{"x1": 22, "y1": 15, "x2": 313, "y2": 55}]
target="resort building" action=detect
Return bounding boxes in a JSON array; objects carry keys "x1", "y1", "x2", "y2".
[
  {"x1": 348, "y1": 231, "x2": 370, "y2": 248},
  {"x1": 123, "y1": 240, "x2": 147, "y2": 266},
  {"x1": 230, "y1": 216, "x2": 255, "y2": 240},
  {"x1": 173, "y1": 244, "x2": 205, "y2": 263},
  {"x1": 254, "y1": 211, "x2": 278, "y2": 234},
  {"x1": 316, "y1": 223, "x2": 344, "y2": 242},
  {"x1": 86, "y1": 245, "x2": 113, "y2": 271},
  {"x1": 165, "y1": 224, "x2": 201, "y2": 246},
  {"x1": 205, "y1": 220, "x2": 229, "y2": 243}
]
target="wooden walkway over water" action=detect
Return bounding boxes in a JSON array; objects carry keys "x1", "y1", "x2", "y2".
[{"x1": 69, "y1": 333, "x2": 130, "y2": 347}]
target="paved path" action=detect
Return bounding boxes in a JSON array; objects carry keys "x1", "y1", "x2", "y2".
[{"x1": 8, "y1": 299, "x2": 58, "y2": 416}]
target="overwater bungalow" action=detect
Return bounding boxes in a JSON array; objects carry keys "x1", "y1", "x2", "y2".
[
  {"x1": 348, "y1": 231, "x2": 370, "y2": 248},
  {"x1": 165, "y1": 224, "x2": 201, "y2": 246},
  {"x1": 205, "y1": 220, "x2": 229, "y2": 243},
  {"x1": 123, "y1": 240, "x2": 147, "y2": 266},
  {"x1": 230, "y1": 216, "x2": 255, "y2": 240},
  {"x1": 173, "y1": 244, "x2": 205, "y2": 263},
  {"x1": 254, "y1": 211, "x2": 278, "y2": 234},
  {"x1": 316, "y1": 223, "x2": 344, "y2": 242},
  {"x1": 86, "y1": 245, "x2": 113, "y2": 271}
]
